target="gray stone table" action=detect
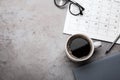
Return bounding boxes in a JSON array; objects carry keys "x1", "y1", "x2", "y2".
[{"x1": 0, "y1": 0, "x2": 120, "y2": 80}]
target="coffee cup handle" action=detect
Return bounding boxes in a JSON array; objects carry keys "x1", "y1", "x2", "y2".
[{"x1": 93, "y1": 41, "x2": 102, "y2": 49}]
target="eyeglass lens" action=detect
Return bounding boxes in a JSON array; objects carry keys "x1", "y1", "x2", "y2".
[
  {"x1": 54, "y1": 0, "x2": 68, "y2": 7},
  {"x1": 69, "y1": 3, "x2": 80, "y2": 16}
]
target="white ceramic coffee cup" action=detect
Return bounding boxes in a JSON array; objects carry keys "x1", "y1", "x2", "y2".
[{"x1": 65, "y1": 34, "x2": 102, "y2": 62}]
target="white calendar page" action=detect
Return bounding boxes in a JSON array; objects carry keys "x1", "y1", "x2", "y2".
[{"x1": 63, "y1": 0, "x2": 120, "y2": 44}]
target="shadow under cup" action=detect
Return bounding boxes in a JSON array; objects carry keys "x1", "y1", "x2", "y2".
[{"x1": 66, "y1": 34, "x2": 93, "y2": 61}]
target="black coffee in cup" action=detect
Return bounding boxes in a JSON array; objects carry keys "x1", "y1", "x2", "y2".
[{"x1": 67, "y1": 35, "x2": 91, "y2": 58}]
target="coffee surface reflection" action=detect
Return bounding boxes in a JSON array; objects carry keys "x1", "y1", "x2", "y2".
[{"x1": 69, "y1": 37, "x2": 91, "y2": 58}]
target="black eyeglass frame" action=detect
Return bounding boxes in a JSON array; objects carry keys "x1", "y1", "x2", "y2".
[{"x1": 54, "y1": 0, "x2": 85, "y2": 16}]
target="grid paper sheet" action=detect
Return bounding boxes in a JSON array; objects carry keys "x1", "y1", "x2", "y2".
[{"x1": 63, "y1": 0, "x2": 120, "y2": 44}]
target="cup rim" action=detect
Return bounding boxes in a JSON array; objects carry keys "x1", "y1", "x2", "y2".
[{"x1": 65, "y1": 34, "x2": 94, "y2": 62}]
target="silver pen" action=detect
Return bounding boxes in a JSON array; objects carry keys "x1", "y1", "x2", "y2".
[{"x1": 106, "y1": 34, "x2": 120, "y2": 54}]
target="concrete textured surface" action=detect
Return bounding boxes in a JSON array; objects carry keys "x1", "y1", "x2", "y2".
[{"x1": 0, "y1": 0, "x2": 120, "y2": 80}]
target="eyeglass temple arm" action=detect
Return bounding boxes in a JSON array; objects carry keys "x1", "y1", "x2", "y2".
[
  {"x1": 69, "y1": 0, "x2": 85, "y2": 11},
  {"x1": 75, "y1": 3, "x2": 85, "y2": 11}
]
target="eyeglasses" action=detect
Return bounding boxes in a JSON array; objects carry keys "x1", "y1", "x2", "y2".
[{"x1": 54, "y1": 0, "x2": 85, "y2": 16}]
